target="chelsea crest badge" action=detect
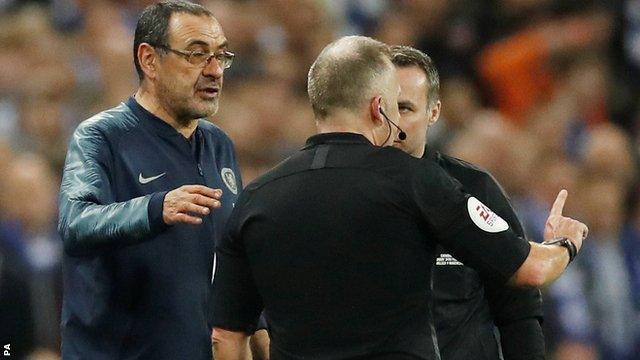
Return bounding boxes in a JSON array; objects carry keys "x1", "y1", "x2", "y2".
[{"x1": 221, "y1": 168, "x2": 238, "y2": 195}]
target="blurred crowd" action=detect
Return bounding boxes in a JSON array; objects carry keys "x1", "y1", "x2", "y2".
[{"x1": 0, "y1": 0, "x2": 639, "y2": 359}]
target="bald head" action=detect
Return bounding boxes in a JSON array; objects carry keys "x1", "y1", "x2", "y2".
[{"x1": 307, "y1": 36, "x2": 394, "y2": 120}]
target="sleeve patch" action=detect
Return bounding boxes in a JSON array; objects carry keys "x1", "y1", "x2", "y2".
[{"x1": 467, "y1": 196, "x2": 509, "y2": 233}]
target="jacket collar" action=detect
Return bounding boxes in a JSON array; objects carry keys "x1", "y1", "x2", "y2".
[
  {"x1": 303, "y1": 132, "x2": 372, "y2": 149},
  {"x1": 422, "y1": 145, "x2": 439, "y2": 161},
  {"x1": 125, "y1": 96, "x2": 193, "y2": 139}
]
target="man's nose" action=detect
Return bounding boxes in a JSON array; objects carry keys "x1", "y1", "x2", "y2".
[{"x1": 202, "y1": 56, "x2": 223, "y2": 78}]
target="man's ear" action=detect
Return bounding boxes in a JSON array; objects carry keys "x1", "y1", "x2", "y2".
[
  {"x1": 138, "y1": 43, "x2": 159, "y2": 81},
  {"x1": 369, "y1": 96, "x2": 384, "y2": 127},
  {"x1": 428, "y1": 100, "x2": 442, "y2": 127}
]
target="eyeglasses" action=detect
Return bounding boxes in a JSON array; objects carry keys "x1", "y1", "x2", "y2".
[{"x1": 154, "y1": 45, "x2": 235, "y2": 69}]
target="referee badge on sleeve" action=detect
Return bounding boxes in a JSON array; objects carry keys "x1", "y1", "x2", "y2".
[{"x1": 467, "y1": 197, "x2": 509, "y2": 233}]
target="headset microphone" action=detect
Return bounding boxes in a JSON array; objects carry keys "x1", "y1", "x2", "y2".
[
  {"x1": 379, "y1": 107, "x2": 406, "y2": 141},
  {"x1": 398, "y1": 129, "x2": 407, "y2": 140}
]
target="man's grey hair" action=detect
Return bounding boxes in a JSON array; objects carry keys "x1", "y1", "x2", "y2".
[
  {"x1": 307, "y1": 36, "x2": 393, "y2": 119},
  {"x1": 134, "y1": 0, "x2": 213, "y2": 81},
  {"x1": 390, "y1": 45, "x2": 440, "y2": 107}
]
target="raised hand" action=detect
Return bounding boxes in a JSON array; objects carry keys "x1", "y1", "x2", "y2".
[{"x1": 543, "y1": 189, "x2": 588, "y2": 251}]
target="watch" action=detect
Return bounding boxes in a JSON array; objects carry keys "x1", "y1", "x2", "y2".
[{"x1": 543, "y1": 237, "x2": 578, "y2": 263}]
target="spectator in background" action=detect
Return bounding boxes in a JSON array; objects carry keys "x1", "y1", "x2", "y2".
[
  {"x1": 548, "y1": 176, "x2": 639, "y2": 360},
  {"x1": 0, "y1": 4, "x2": 77, "y2": 185},
  {"x1": 478, "y1": 7, "x2": 613, "y2": 124},
  {"x1": 0, "y1": 251, "x2": 35, "y2": 359},
  {"x1": 0, "y1": 142, "x2": 36, "y2": 358},
  {"x1": 427, "y1": 75, "x2": 482, "y2": 151},
  {"x1": 581, "y1": 123, "x2": 636, "y2": 186},
  {"x1": 621, "y1": 184, "x2": 640, "y2": 358},
  {"x1": 624, "y1": 0, "x2": 640, "y2": 75},
  {"x1": 543, "y1": 121, "x2": 638, "y2": 358},
  {"x1": 0, "y1": 152, "x2": 62, "y2": 356}
]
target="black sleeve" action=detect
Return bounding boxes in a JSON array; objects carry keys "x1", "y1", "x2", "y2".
[
  {"x1": 478, "y1": 173, "x2": 544, "y2": 323},
  {"x1": 256, "y1": 312, "x2": 268, "y2": 331},
  {"x1": 210, "y1": 195, "x2": 263, "y2": 333},
  {"x1": 498, "y1": 318, "x2": 546, "y2": 360},
  {"x1": 410, "y1": 159, "x2": 530, "y2": 285},
  {"x1": 477, "y1": 173, "x2": 545, "y2": 356}
]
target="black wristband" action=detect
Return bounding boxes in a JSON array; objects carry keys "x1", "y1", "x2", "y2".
[{"x1": 543, "y1": 237, "x2": 577, "y2": 263}]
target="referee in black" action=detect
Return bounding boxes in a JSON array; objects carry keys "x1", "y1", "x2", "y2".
[
  {"x1": 210, "y1": 36, "x2": 588, "y2": 360},
  {"x1": 390, "y1": 45, "x2": 545, "y2": 360}
]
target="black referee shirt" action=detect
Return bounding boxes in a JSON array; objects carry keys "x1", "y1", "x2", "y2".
[
  {"x1": 428, "y1": 149, "x2": 543, "y2": 360},
  {"x1": 211, "y1": 133, "x2": 531, "y2": 360}
]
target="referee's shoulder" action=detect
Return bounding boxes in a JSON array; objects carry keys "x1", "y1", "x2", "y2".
[
  {"x1": 369, "y1": 146, "x2": 436, "y2": 188},
  {"x1": 435, "y1": 151, "x2": 511, "y2": 200},
  {"x1": 372, "y1": 145, "x2": 427, "y2": 170},
  {"x1": 436, "y1": 152, "x2": 495, "y2": 183},
  {"x1": 242, "y1": 152, "x2": 302, "y2": 193}
]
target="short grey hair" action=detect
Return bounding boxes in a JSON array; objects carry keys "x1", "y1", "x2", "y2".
[
  {"x1": 390, "y1": 45, "x2": 440, "y2": 107},
  {"x1": 307, "y1": 36, "x2": 393, "y2": 119}
]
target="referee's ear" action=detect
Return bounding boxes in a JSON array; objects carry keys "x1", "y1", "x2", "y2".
[{"x1": 370, "y1": 96, "x2": 385, "y2": 127}]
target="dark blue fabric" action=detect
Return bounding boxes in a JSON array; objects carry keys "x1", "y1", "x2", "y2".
[
  {"x1": 59, "y1": 97, "x2": 242, "y2": 360},
  {"x1": 147, "y1": 191, "x2": 169, "y2": 234}
]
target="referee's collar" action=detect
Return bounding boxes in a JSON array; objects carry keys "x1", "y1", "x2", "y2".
[
  {"x1": 303, "y1": 132, "x2": 372, "y2": 149},
  {"x1": 422, "y1": 146, "x2": 440, "y2": 161}
]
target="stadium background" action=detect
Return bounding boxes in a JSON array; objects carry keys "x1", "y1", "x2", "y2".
[{"x1": 0, "y1": 0, "x2": 639, "y2": 359}]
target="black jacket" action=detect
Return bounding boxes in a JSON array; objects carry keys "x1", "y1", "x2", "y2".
[
  {"x1": 211, "y1": 133, "x2": 531, "y2": 360},
  {"x1": 429, "y1": 149, "x2": 544, "y2": 360}
]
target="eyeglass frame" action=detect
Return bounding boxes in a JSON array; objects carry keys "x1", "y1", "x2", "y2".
[{"x1": 152, "y1": 44, "x2": 235, "y2": 69}]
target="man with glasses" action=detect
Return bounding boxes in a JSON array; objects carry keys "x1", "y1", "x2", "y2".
[{"x1": 58, "y1": 1, "x2": 240, "y2": 359}]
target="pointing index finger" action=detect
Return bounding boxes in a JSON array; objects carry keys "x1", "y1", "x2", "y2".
[{"x1": 550, "y1": 189, "x2": 568, "y2": 217}]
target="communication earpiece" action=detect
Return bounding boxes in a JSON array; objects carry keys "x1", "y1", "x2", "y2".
[{"x1": 378, "y1": 106, "x2": 406, "y2": 141}]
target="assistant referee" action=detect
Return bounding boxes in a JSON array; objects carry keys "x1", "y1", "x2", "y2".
[
  {"x1": 210, "y1": 36, "x2": 588, "y2": 360},
  {"x1": 390, "y1": 45, "x2": 545, "y2": 360}
]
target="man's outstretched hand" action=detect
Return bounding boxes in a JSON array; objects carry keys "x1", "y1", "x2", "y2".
[{"x1": 163, "y1": 185, "x2": 223, "y2": 225}]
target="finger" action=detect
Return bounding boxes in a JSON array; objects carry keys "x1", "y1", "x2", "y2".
[
  {"x1": 550, "y1": 189, "x2": 568, "y2": 217},
  {"x1": 190, "y1": 194, "x2": 222, "y2": 209},
  {"x1": 182, "y1": 185, "x2": 218, "y2": 198},
  {"x1": 181, "y1": 202, "x2": 211, "y2": 216},
  {"x1": 173, "y1": 213, "x2": 203, "y2": 225},
  {"x1": 213, "y1": 188, "x2": 223, "y2": 199},
  {"x1": 581, "y1": 224, "x2": 589, "y2": 239}
]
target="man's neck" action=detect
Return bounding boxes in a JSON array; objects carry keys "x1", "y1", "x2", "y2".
[
  {"x1": 134, "y1": 88, "x2": 198, "y2": 139},
  {"x1": 412, "y1": 145, "x2": 426, "y2": 158},
  {"x1": 315, "y1": 111, "x2": 377, "y2": 145}
]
